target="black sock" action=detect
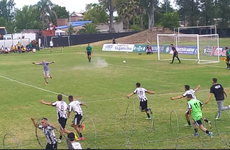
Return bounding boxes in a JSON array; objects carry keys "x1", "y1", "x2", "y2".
[
  {"x1": 194, "y1": 128, "x2": 198, "y2": 133},
  {"x1": 59, "y1": 136, "x2": 62, "y2": 140},
  {"x1": 79, "y1": 133, "x2": 83, "y2": 138},
  {"x1": 89, "y1": 58, "x2": 91, "y2": 62},
  {"x1": 206, "y1": 130, "x2": 210, "y2": 134},
  {"x1": 187, "y1": 121, "x2": 191, "y2": 125},
  {"x1": 147, "y1": 113, "x2": 150, "y2": 118}
]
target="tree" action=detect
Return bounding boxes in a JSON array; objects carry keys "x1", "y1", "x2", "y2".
[
  {"x1": 176, "y1": 0, "x2": 200, "y2": 26},
  {"x1": 160, "y1": 12, "x2": 180, "y2": 29},
  {"x1": 99, "y1": 0, "x2": 116, "y2": 32},
  {"x1": 77, "y1": 23, "x2": 99, "y2": 34},
  {"x1": 140, "y1": 0, "x2": 158, "y2": 30},
  {"x1": 0, "y1": 0, "x2": 15, "y2": 21},
  {"x1": 36, "y1": 0, "x2": 57, "y2": 29},
  {"x1": 15, "y1": 5, "x2": 42, "y2": 31},
  {"x1": 199, "y1": 0, "x2": 215, "y2": 26},
  {"x1": 214, "y1": 0, "x2": 230, "y2": 28},
  {"x1": 67, "y1": 25, "x2": 76, "y2": 35},
  {"x1": 115, "y1": 0, "x2": 136, "y2": 30},
  {"x1": 52, "y1": 5, "x2": 69, "y2": 19},
  {"x1": 83, "y1": 3, "x2": 108, "y2": 23}
]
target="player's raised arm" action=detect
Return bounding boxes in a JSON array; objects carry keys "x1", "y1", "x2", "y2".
[
  {"x1": 40, "y1": 99, "x2": 52, "y2": 106},
  {"x1": 30, "y1": 117, "x2": 39, "y2": 128},
  {"x1": 80, "y1": 103, "x2": 88, "y2": 108},
  {"x1": 194, "y1": 85, "x2": 201, "y2": 92},
  {"x1": 146, "y1": 90, "x2": 155, "y2": 94},
  {"x1": 170, "y1": 95, "x2": 183, "y2": 100},
  {"x1": 32, "y1": 62, "x2": 41, "y2": 65},
  {"x1": 126, "y1": 92, "x2": 134, "y2": 98}
]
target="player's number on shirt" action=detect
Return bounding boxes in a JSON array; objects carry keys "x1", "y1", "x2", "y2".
[
  {"x1": 194, "y1": 102, "x2": 199, "y2": 108},
  {"x1": 61, "y1": 105, "x2": 64, "y2": 111}
]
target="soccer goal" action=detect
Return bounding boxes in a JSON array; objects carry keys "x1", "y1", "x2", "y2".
[{"x1": 157, "y1": 34, "x2": 220, "y2": 64}]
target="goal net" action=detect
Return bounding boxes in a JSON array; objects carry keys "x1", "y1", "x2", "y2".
[{"x1": 157, "y1": 34, "x2": 220, "y2": 64}]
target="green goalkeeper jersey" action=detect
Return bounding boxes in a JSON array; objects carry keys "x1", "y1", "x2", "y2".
[
  {"x1": 226, "y1": 50, "x2": 230, "y2": 57},
  {"x1": 187, "y1": 99, "x2": 203, "y2": 121}
]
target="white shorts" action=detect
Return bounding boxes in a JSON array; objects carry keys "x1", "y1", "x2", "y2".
[{"x1": 43, "y1": 70, "x2": 50, "y2": 76}]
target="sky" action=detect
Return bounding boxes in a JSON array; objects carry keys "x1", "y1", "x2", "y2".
[{"x1": 14, "y1": 0, "x2": 176, "y2": 13}]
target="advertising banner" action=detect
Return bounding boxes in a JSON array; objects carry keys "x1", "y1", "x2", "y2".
[
  {"x1": 102, "y1": 44, "x2": 134, "y2": 52},
  {"x1": 133, "y1": 44, "x2": 146, "y2": 52},
  {"x1": 176, "y1": 46, "x2": 197, "y2": 55}
]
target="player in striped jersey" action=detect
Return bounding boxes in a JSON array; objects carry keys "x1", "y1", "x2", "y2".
[
  {"x1": 40, "y1": 94, "x2": 71, "y2": 143},
  {"x1": 126, "y1": 82, "x2": 155, "y2": 119},
  {"x1": 68, "y1": 95, "x2": 88, "y2": 141},
  {"x1": 170, "y1": 85, "x2": 211, "y2": 127},
  {"x1": 31, "y1": 117, "x2": 58, "y2": 150}
]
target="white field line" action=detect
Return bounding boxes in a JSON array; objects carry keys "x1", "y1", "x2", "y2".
[{"x1": 1, "y1": 74, "x2": 230, "y2": 103}]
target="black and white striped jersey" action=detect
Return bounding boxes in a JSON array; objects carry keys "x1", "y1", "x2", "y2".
[
  {"x1": 39, "y1": 125, "x2": 57, "y2": 144},
  {"x1": 69, "y1": 100, "x2": 83, "y2": 116},
  {"x1": 134, "y1": 87, "x2": 148, "y2": 102},
  {"x1": 52, "y1": 101, "x2": 68, "y2": 119}
]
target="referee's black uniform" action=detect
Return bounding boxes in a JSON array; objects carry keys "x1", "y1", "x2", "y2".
[{"x1": 170, "y1": 44, "x2": 181, "y2": 64}]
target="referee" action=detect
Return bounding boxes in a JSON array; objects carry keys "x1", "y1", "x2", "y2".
[
  {"x1": 205, "y1": 78, "x2": 230, "y2": 120},
  {"x1": 170, "y1": 44, "x2": 181, "y2": 64}
]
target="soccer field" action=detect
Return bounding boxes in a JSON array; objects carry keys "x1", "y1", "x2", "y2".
[{"x1": 1, "y1": 44, "x2": 230, "y2": 149}]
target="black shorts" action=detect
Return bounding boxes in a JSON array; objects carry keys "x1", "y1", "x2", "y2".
[
  {"x1": 140, "y1": 101, "x2": 148, "y2": 111},
  {"x1": 194, "y1": 119, "x2": 202, "y2": 126},
  {"x1": 74, "y1": 114, "x2": 82, "y2": 125},
  {"x1": 227, "y1": 57, "x2": 230, "y2": 61},
  {"x1": 46, "y1": 143, "x2": 57, "y2": 150},
  {"x1": 58, "y1": 118, "x2": 67, "y2": 129},
  {"x1": 173, "y1": 53, "x2": 178, "y2": 57},
  {"x1": 87, "y1": 52, "x2": 91, "y2": 56}
]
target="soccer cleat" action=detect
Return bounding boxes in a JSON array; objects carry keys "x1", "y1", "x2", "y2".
[
  {"x1": 194, "y1": 133, "x2": 199, "y2": 137},
  {"x1": 215, "y1": 117, "x2": 220, "y2": 120},
  {"x1": 81, "y1": 124, "x2": 85, "y2": 131},
  {"x1": 74, "y1": 133, "x2": 79, "y2": 141},
  {"x1": 146, "y1": 117, "x2": 151, "y2": 120},
  {"x1": 184, "y1": 124, "x2": 191, "y2": 127},
  {"x1": 170, "y1": 62, "x2": 173, "y2": 64},
  {"x1": 57, "y1": 139, "x2": 61, "y2": 143},
  {"x1": 50, "y1": 76, "x2": 53, "y2": 79},
  {"x1": 45, "y1": 81, "x2": 48, "y2": 84},
  {"x1": 209, "y1": 132, "x2": 213, "y2": 138},
  {"x1": 79, "y1": 137, "x2": 85, "y2": 141}
]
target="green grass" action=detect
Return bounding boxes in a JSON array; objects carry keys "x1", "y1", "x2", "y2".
[{"x1": 1, "y1": 39, "x2": 230, "y2": 149}]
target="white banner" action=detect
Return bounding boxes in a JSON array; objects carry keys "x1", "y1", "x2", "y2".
[{"x1": 102, "y1": 44, "x2": 134, "y2": 52}]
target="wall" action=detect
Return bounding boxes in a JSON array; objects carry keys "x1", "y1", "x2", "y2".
[
  {"x1": 57, "y1": 19, "x2": 68, "y2": 26},
  {"x1": 38, "y1": 32, "x2": 138, "y2": 47}
]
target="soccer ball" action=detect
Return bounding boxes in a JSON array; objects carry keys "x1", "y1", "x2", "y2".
[
  {"x1": 32, "y1": 49, "x2": 36, "y2": 53},
  {"x1": 123, "y1": 60, "x2": 126, "y2": 63}
]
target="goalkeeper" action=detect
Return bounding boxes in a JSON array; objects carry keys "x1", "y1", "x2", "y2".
[{"x1": 225, "y1": 47, "x2": 230, "y2": 69}]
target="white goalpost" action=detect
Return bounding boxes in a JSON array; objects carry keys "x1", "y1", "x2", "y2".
[{"x1": 157, "y1": 34, "x2": 220, "y2": 64}]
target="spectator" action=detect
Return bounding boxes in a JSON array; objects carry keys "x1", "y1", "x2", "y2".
[
  {"x1": 17, "y1": 42, "x2": 21, "y2": 53},
  {"x1": 146, "y1": 45, "x2": 153, "y2": 55},
  {"x1": 112, "y1": 38, "x2": 116, "y2": 44}
]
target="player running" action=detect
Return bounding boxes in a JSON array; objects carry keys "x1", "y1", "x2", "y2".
[
  {"x1": 225, "y1": 47, "x2": 230, "y2": 69},
  {"x1": 126, "y1": 82, "x2": 155, "y2": 119},
  {"x1": 186, "y1": 94, "x2": 213, "y2": 137},
  {"x1": 68, "y1": 95, "x2": 87, "y2": 141},
  {"x1": 86, "y1": 44, "x2": 92, "y2": 62},
  {"x1": 40, "y1": 94, "x2": 71, "y2": 143},
  {"x1": 33, "y1": 59, "x2": 55, "y2": 84},
  {"x1": 205, "y1": 78, "x2": 230, "y2": 120},
  {"x1": 171, "y1": 85, "x2": 211, "y2": 127},
  {"x1": 31, "y1": 117, "x2": 58, "y2": 149},
  {"x1": 170, "y1": 44, "x2": 181, "y2": 64}
]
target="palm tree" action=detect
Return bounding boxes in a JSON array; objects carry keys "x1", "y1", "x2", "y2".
[
  {"x1": 36, "y1": 0, "x2": 57, "y2": 29},
  {"x1": 77, "y1": 23, "x2": 99, "y2": 34}
]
